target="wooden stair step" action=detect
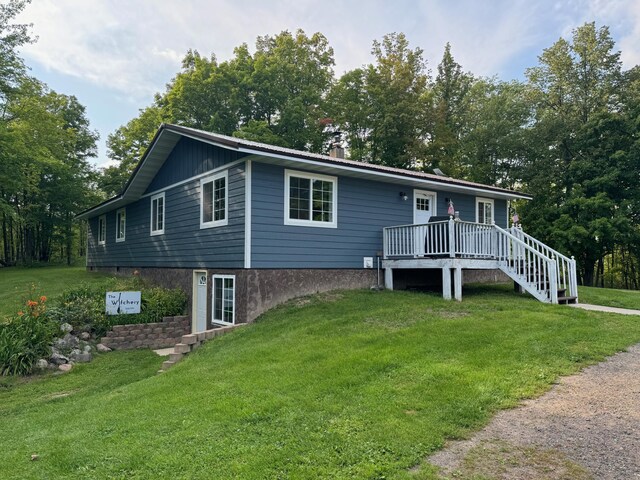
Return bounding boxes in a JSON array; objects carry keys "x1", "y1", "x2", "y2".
[{"x1": 558, "y1": 296, "x2": 578, "y2": 305}]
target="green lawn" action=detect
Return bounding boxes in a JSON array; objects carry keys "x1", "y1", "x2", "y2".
[
  {"x1": 1, "y1": 285, "x2": 640, "y2": 479},
  {"x1": 0, "y1": 265, "x2": 108, "y2": 320},
  {"x1": 578, "y1": 285, "x2": 640, "y2": 310}
]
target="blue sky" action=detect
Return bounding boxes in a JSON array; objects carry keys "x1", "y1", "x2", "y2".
[{"x1": 16, "y1": 0, "x2": 640, "y2": 168}]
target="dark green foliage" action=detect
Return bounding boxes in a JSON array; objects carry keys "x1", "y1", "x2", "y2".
[
  {"x1": 0, "y1": 311, "x2": 56, "y2": 376},
  {"x1": 47, "y1": 278, "x2": 187, "y2": 337},
  {"x1": 0, "y1": 2, "x2": 99, "y2": 266}
]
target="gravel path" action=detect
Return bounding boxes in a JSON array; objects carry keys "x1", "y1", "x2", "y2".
[{"x1": 429, "y1": 344, "x2": 640, "y2": 479}]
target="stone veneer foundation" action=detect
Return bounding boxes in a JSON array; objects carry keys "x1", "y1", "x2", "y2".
[{"x1": 89, "y1": 267, "x2": 379, "y2": 326}]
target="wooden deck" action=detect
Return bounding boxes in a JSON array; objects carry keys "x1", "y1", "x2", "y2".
[{"x1": 382, "y1": 219, "x2": 578, "y2": 304}]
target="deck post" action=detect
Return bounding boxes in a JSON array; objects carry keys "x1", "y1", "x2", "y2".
[
  {"x1": 454, "y1": 266, "x2": 462, "y2": 301},
  {"x1": 384, "y1": 268, "x2": 393, "y2": 290},
  {"x1": 448, "y1": 218, "x2": 455, "y2": 258},
  {"x1": 442, "y1": 267, "x2": 452, "y2": 300}
]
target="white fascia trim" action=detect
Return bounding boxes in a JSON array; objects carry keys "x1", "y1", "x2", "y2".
[
  {"x1": 150, "y1": 192, "x2": 165, "y2": 236},
  {"x1": 242, "y1": 149, "x2": 529, "y2": 201},
  {"x1": 284, "y1": 169, "x2": 338, "y2": 229},
  {"x1": 244, "y1": 160, "x2": 252, "y2": 268},
  {"x1": 141, "y1": 158, "x2": 245, "y2": 199},
  {"x1": 200, "y1": 170, "x2": 229, "y2": 229}
]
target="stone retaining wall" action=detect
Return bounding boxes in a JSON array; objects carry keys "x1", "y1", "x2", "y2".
[{"x1": 101, "y1": 315, "x2": 191, "y2": 350}]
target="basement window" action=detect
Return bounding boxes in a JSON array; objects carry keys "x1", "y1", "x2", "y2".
[{"x1": 212, "y1": 274, "x2": 235, "y2": 325}]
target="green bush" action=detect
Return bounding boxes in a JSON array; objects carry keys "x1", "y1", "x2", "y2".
[
  {"x1": 47, "y1": 278, "x2": 187, "y2": 337},
  {"x1": 0, "y1": 304, "x2": 57, "y2": 376}
]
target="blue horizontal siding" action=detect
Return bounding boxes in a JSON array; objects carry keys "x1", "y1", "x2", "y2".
[
  {"x1": 88, "y1": 164, "x2": 245, "y2": 268},
  {"x1": 146, "y1": 137, "x2": 247, "y2": 193},
  {"x1": 250, "y1": 162, "x2": 508, "y2": 268}
]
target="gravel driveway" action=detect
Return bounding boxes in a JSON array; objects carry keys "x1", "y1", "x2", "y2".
[{"x1": 429, "y1": 344, "x2": 640, "y2": 479}]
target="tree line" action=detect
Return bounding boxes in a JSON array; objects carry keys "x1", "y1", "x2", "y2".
[
  {"x1": 0, "y1": 0, "x2": 98, "y2": 266},
  {"x1": 1, "y1": 0, "x2": 638, "y2": 288}
]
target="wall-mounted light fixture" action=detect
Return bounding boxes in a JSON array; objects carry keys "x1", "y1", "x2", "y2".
[{"x1": 399, "y1": 192, "x2": 408, "y2": 201}]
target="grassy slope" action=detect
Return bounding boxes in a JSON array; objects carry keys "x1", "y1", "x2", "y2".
[
  {"x1": 0, "y1": 265, "x2": 109, "y2": 319},
  {"x1": 1, "y1": 286, "x2": 640, "y2": 479},
  {"x1": 578, "y1": 285, "x2": 640, "y2": 310}
]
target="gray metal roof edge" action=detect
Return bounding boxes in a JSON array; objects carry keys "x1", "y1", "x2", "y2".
[{"x1": 77, "y1": 123, "x2": 532, "y2": 220}]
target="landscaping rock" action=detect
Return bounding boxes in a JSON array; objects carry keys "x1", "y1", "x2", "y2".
[
  {"x1": 58, "y1": 363, "x2": 72, "y2": 372},
  {"x1": 96, "y1": 343, "x2": 112, "y2": 353},
  {"x1": 83, "y1": 344, "x2": 92, "y2": 353},
  {"x1": 60, "y1": 322, "x2": 73, "y2": 333},
  {"x1": 70, "y1": 352, "x2": 92, "y2": 363},
  {"x1": 79, "y1": 332, "x2": 91, "y2": 341},
  {"x1": 35, "y1": 359, "x2": 49, "y2": 370},
  {"x1": 54, "y1": 333, "x2": 79, "y2": 351},
  {"x1": 49, "y1": 353, "x2": 69, "y2": 365}
]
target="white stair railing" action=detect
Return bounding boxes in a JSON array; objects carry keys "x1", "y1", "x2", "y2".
[
  {"x1": 509, "y1": 227, "x2": 578, "y2": 299},
  {"x1": 494, "y1": 225, "x2": 557, "y2": 303}
]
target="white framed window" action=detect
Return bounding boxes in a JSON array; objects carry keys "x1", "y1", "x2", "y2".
[
  {"x1": 200, "y1": 171, "x2": 228, "y2": 229},
  {"x1": 98, "y1": 215, "x2": 106, "y2": 245},
  {"x1": 476, "y1": 197, "x2": 494, "y2": 224},
  {"x1": 116, "y1": 208, "x2": 126, "y2": 242},
  {"x1": 150, "y1": 192, "x2": 165, "y2": 235},
  {"x1": 284, "y1": 169, "x2": 337, "y2": 228},
  {"x1": 212, "y1": 274, "x2": 235, "y2": 325}
]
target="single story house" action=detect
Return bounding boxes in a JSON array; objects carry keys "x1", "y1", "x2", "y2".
[{"x1": 77, "y1": 124, "x2": 577, "y2": 332}]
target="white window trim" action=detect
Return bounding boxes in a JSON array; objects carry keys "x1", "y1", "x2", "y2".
[
  {"x1": 284, "y1": 169, "x2": 338, "y2": 228},
  {"x1": 212, "y1": 274, "x2": 235, "y2": 325},
  {"x1": 476, "y1": 197, "x2": 495, "y2": 224},
  {"x1": 150, "y1": 192, "x2": 165, "y2": 236},
  {"x1": 115, "y1": 208, "x2": 126, "y2": 243},
  {"x1": 413, "y1": 189, "x2": 437, "y2": 224},
  {"x1": 98, "y1": 215, "x2": 106, "y2": 246},
  {"x1": 200, "y1": 170, "x2": 229, "y2": 229}
]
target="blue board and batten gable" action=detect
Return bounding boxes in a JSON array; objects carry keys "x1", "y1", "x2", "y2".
[
  {"x1": 80, "y1": 124, "x2": 527, "y2": 271},
  {"x1": 87, "y1": 138, "x2": 246, "y2": 268}
]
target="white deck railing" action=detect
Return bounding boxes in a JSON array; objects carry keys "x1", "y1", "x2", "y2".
[
  {"x1": 508, "y1": 226, "x2": 578, "y2": 298},
  {"x1": 383, "y1": 219, "x2": 577, "y2": 304}
]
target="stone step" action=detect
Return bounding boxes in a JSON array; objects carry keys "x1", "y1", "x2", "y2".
[
  {"x1": 169, "y1": 352, "x2": 184, "y2": 363},
  {"x1": 181, "y1": 334, "x2": 198, "y2": 345},
  {"x1": 161, "y1": 360, "x2": 176, "y2": 370},
  {"x1": 174, "y1": 343, "x2": 191, "y2": 354}
]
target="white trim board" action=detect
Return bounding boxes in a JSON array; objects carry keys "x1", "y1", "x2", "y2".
[{"x1": 244, "y1": 160, "x2": 252, "y2": 268}]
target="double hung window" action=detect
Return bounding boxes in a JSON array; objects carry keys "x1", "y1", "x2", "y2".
[
  {"x1": 201, "y1": 172, "x2": 228, "y2": 228},
  {"x1": 285, "y1": 170, "x2": 337, "y2": 228},
  {"x1": 151, "y1": 193, "x2": 165, "y2": 235}
]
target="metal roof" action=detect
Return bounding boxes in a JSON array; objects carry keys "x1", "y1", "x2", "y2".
[{"x1": 77, "y1": 123, "x2": 532, "y2": 219}]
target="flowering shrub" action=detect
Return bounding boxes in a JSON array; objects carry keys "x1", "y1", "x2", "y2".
[
  {"x1": 47, "y1": 278, "x2": 187, "y2": 337},
  {"x1": 0, "y1": 297, "x2": 57, "y2": 376}
]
